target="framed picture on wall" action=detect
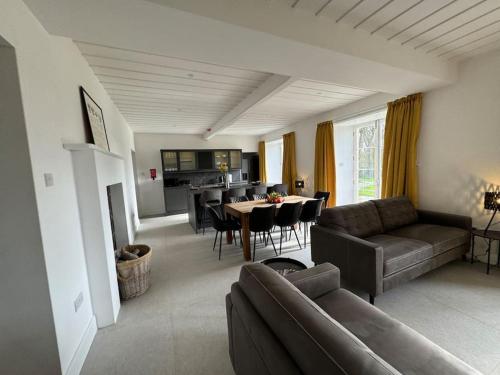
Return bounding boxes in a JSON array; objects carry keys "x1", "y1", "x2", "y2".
[{"x1": 80, "y1": 86, "x2": 110, "y2": 152}]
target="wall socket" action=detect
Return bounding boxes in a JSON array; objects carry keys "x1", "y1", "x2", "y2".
[
  {"x1": 74, "y1": 292, "x2": 84, "y2": 312},
  {"x1": 44, "y1": 173, "x2": 54, "y2": 187}
]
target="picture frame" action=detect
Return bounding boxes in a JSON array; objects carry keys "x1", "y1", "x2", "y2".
[{"x1": 80, "y1": 86, "x2": 110, "y2": 152}]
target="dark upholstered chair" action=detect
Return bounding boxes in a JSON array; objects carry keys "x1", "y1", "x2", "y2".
[
  {"x1": 226, "y1": 262, "x2": 481, "y2": 375},
  {"x1": 226, "y1": 187, "x2": 246, "y2": 203},
  {"x1": 313, "y1": 191, "x2": 330, "y2": 208},
  {"x1": 311, "y1": 196, "x2": 472, "y2": 304},
  {"x1": 229, "y1": 196, "x2": 249, "y2": 203},
  {"x1": 268, "y1": 184, "x2": 288, "y2": 196},
  {"x1": 207, "y1": 206, "x2": 241, "y2": 260},
  {"x1": 249, "y1": 205, "x2": 277, "y2": 262},
  {"x1": 274, "y1": 202, "x2": 302, "y2": 253},
  {"x1": 247, "y1": 185, "x2": 267, "y2": 200},
  {"x1": 199, "y1": 189, "x2": 222, "y2": 235},
  {"x1": 252, "y1": 193, "x2": 268, "y2": 201},
  {"x1": 298, "y1": 199, "x2": 323, "y2": 247}
]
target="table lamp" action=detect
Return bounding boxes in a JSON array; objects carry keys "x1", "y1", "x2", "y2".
[
  {"x1": 483, "y1": 192, "x2": 500, "y2": 234},
  {"x1": 295, "y1": 179, "x2": 304, "y2": 195}
]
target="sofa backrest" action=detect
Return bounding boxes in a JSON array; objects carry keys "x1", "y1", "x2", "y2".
[
  {"x1": 237, "y1": 264, "x2": 400, "y2": 375},
  {"x1": 318, "y1": 201, "x2": 384, "y2": 238},
  {"x1": 371, "y1": 196, "x2": 418, "y2": 232}
]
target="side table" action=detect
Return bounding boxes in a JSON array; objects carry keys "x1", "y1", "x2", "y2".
[{"x1": 470, "y1": 228, "x2": 500, "y2": 274}]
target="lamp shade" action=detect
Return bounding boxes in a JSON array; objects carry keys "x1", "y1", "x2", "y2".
[
  {"x1": 484, "y1": 192, "x2": 500, "y2": 210},
  {"x1": 295, "y1": 180, "x2": 304, "y2": 189}
]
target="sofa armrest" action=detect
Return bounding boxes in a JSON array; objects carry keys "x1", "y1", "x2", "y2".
[
  {"x1": 284, "y1": 263, "x2": 340, "y2": 300},
  {"x1": 310, "y1": 225, "x2": 384, "y2": 297},
  {"x1": 417, "y1": 209, "x2": 472, "y2": 231}
]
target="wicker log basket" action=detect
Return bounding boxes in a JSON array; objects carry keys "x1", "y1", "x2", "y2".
[{"x1": 116, "y1": 244, "x2": 152, "y2": 300}]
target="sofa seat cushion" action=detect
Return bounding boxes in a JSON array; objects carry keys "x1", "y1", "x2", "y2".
[
  {"x1": 388, "y1": 224, "x2": 469, "y2": 256},
  {"x1": 372, "y1": 196, "x2": 418, "y2": 232},
  {"x1": 365, "y1": 234, "x2": 433, "y2": 276},
  {"x1": 314, "y1": 289, "x2": 480, "y2": 375},
  {"x1": 319, "y1": 201, "x2": 384, "y2": 238}
]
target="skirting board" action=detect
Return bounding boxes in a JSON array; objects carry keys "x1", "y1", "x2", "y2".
[{"x1": 65, "y1": 315, "x2": 97, "y2": 375}]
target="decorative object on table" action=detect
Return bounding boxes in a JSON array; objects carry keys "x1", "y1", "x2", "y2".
[
  {"x1": 266, "y1": 191, "x2": 284, "y2": 204},
  {"x1": 295, "y1": 179, "x2": 305, "y2": 195},
  {"x1": 218, "y1": 162, "x2": 229, "y2": 188},
  {"x1": 483, "y1": 191, "x2": 500, "y2": 234},
  {"x1": 261, "y1": 257, "x2": 307, "y2": 276},
  {"x1": 470, "y1": 228, "x2": 500, "y2": 274},
  {"x1": 116, "y1": 244, "x2": 152, "y2": 300},
  {"x1": 80, "y1": 86, "x2": 110, "y2": 152}
]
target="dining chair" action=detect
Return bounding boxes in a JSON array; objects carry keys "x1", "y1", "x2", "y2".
[
  {"x1": 313, "y1": 191, "x2": 330, "y2": 207},
  {"x1": 299, "y1": 199, "x2": 323, "y2": 247},
  {"x1": 274, "y1": 202, "x2": 302, "y2": 254},
  {"x1": 199, "y1": 189, "x2": 222, "y2": 235},
  {"x1": 229, "y1": 195, "x2": 249, "y2": 203},
  {"x1": 226, "y1": 187, "x2": 246, "y2": 203},
  {"x1": 249, "y1": 205, "x2": 277, "y2": 262},
  {"x1": 247, "y1": 185, "x2": 267, "y2": 200},
  {"x1": 268, "y1": 184, "x2": 288, "y2": 196},
  {"x1": 252, "y1": 193, "x2": 268, "y2": 201},
  {"x1": 206, "y1": 206, "x2": 242, "y2": 260}
]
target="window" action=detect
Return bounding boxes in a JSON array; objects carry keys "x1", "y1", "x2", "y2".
[
  {"x1": 265, "y1": 139, "x2": 283, "y2": 184},
  {"x1": 353, "y1": 120, "x2": 384, "y2": 202},
  {"x1": 335, "y1": 110, "x2": 386, "y2": 204}
]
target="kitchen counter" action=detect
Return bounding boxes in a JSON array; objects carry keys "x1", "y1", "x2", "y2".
[{"x1": 187, "y1": 183, "x2": 270, "y2": 233}]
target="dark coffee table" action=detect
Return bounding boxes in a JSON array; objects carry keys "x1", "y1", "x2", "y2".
[{"x1": 261, "y1": 257, "x2": 307, "y2": 276}]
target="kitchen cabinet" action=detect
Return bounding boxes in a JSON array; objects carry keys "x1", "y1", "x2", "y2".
[
  {"x1": 179, "y1": 151, "x2": 196, "y2": 171},
  {"x1": 162, "y1": 151, "x2": 178, "y2": 172},
  {"x1": 214, "y1": 151, "x2": 229, "y2": 169},
  {"x1": 164, "y1": 186, "x2": 189, "y2": 215},
  {"x1": 229, "y1": 150, "x2": 242, "y2": 169}
]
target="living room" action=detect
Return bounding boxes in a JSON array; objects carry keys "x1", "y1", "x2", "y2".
[{"x1": 1, "y1": 0, "x2": 500, "y2": 374}]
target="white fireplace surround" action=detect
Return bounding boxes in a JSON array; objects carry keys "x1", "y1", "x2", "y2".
[{"x1": 65, "y1": 143, "x2": 132, "y2": 328}]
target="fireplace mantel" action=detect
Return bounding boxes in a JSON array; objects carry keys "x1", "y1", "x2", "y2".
[{"x1": 65, "y1": 143, "x2": 129, "y2": 328}]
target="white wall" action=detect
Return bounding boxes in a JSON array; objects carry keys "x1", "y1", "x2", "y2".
[
  {"x1": 0, "y1": 43, "x2": 61, "y2": 375},
  {"x1": 419, "y1": 50, "x2": 500, "y2": 262},
  {"x1": 134, "y1": 133, "x2": 259, "y2": 217},
  {"x1": 261, "y1": 93, "x2": 397, "y2": 198},
  {"x1": 0, "y1": 1, "x2": 138, "y2": 373}
]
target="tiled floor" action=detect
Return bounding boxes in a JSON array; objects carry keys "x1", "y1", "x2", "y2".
[{"x1": 82, "y1": 214, "x2": 500, "y2": 374}]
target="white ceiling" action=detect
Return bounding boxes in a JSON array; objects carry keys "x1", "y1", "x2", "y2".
[
  {"x1": 225, "y1": 79, "x2": 375, "y2": 134},
  {"x1": 76, "y1": 42, "x2": 375, "y2": 135},
  {"x1": 275, "y1": 0, "x2": 500, "y2": 60}
]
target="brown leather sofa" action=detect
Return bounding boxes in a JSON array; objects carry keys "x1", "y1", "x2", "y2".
[
  {"x1": 310, "y1": 196, "x2": 471, "y2": 304},
  {"x1": 226, "y1": 262, "x2": 480, "y2": 375}
]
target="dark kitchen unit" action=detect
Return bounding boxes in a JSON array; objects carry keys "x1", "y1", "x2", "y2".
[{"x1": 161, "y1": 149, "x2": 254, "y2": 216}]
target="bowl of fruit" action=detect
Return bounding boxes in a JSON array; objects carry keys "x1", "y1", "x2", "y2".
[{"x1": 266, "y1": 192, "x2": 285, "y2": 204}]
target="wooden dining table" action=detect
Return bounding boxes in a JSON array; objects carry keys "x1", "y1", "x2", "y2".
[{"x1": 224, "y1": 195, "x2": 315, "y2": 261}]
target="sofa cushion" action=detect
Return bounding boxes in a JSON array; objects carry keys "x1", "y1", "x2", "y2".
[
  {"x1": 238, "y1": 264, "x2": 399, "y2": 375},
  {"x1": 314, "y1": 289, "x2": 481, "y2": 375},
  {"x1": 365, "y1": 234, "x2": 433, "y2": 276},
  {"x1": 388, "y1": 223, "x2": 469, "y2": 256},
  {"x1": 372, "y1": 196, "x2": 418, "y2": 232},
  {"x1": 319, "y1": 201, "x2": 384, "y2": 238}
]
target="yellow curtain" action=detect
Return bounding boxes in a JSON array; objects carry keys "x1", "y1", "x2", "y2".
[
  {"x1": 258, "y1": 141, "x2": 267, "y2": 183},
  {"x1": 282, "y1": 132, "x2": 297, "y2": 195},
  {"x1": 381, "y1": 93, "x2": 422, "y2": 206},
  {"x1": 314, "y1": 121, "x2": 336, "y2": 207}
]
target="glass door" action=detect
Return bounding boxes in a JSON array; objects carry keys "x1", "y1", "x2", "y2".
[
  {"x1": 229, "y1": 150, "x2": 242, "y2": 169},
  {"x1": 178, "y1": 151, "x2": 196, "y2": 171},
  {"x1": 162, "y1": 151, "x2": 178, "y2": 172},
  {"x1": 214, "y1": 150, "x2": 229, "y2": 169}
]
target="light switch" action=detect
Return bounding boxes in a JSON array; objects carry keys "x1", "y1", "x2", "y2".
[{"x1": 44, "y1": 173, "x2": 54, "y2": 187}]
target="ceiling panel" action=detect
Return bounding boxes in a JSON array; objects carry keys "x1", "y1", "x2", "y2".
[
  {"x1": 277, "y1": 0, "x2": 500, "y2": 61},
  {"x1": 75, "y1": 41, "x2": 271, "y2": 134},
  {"x1": 223, "y1": 79, "x2": 375, "y2": 135}
]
